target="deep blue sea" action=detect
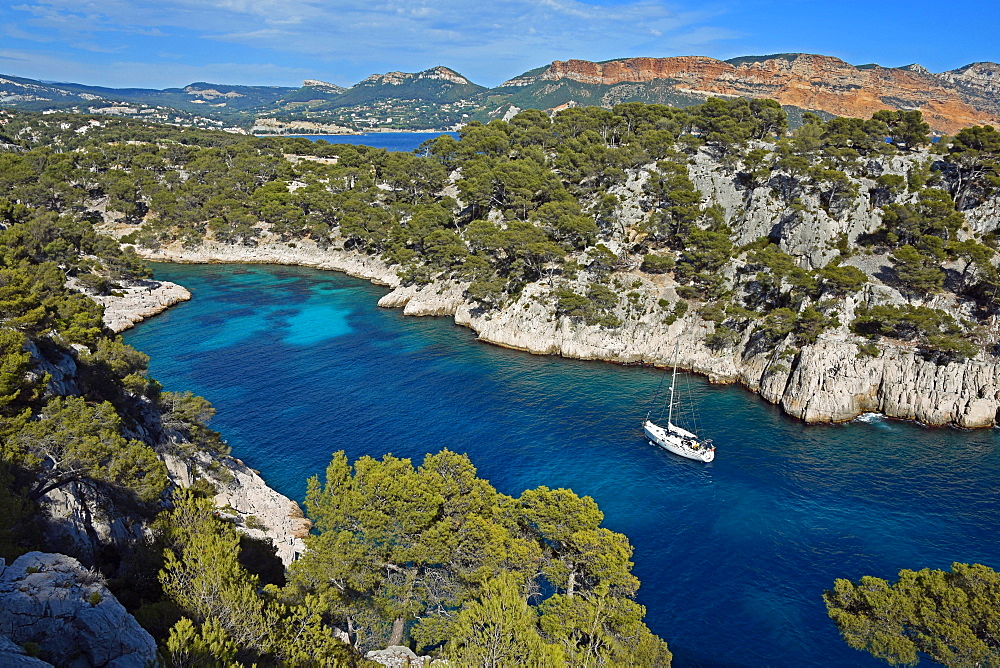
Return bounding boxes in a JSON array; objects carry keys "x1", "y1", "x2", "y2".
[
  {"x1": 124, "y1": 263, "x2": 1000, "y2": 667},
  {"x1": 282, "y1": 132, "x2": 458, "y2": 152}
]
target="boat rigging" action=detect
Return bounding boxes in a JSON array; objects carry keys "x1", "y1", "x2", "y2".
[{"x1": 644, "y1": 343, "x2": 715, "y2": 462}]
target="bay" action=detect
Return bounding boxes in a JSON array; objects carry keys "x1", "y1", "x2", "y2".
[
  {"x1": 124, "y1": 262, "x2": 1000, "y2": 667},
  {"x1": 280, "y1": 132, "x2": 458, "y2": 152}
]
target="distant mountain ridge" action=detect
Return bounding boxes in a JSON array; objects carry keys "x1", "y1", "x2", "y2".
[
  {"x1": 496, "y1": 54, "x2": 1000, "y2": 133},
  {"x1": 1, "y1": 54, "x2": 998, "y2": 133}
]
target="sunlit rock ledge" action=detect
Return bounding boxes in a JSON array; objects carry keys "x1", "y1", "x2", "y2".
[{"x1": 88, "y1": 279, "x2": 192, "y2": 332}]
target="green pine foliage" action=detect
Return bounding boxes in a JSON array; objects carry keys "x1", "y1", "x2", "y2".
[
  {"x1": 851, "y1": 304, "x2": 978, "y2": 361},
  {"x1": 159, "y1": 490, "x2": 360, "y2": 666},
  {"x1": 825, "y1": 563, "x2": 1000, "y2": 666},
  {"x1": 286, "y1": 450, "x2": 671, "y2": 664}
]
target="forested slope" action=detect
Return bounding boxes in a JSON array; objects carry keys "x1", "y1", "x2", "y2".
[{"x1": 4, "y1": 100, "x2": 997, "y2": 426}]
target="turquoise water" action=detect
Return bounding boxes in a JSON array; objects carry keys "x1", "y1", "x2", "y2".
[
  {"x1": 124, "y1": 263, "x2": 1000, "y2": 666},
  {"x1": 284, "y1": 132, "x2": 458, "y2": 152}
]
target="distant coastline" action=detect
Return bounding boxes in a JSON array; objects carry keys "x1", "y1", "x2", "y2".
[
  {"x1": 255, "y1": 129, "x2": 457, "y2": 137},
  {"x1": 256, "y1": 131, "x2": 460, "y2": 152}
]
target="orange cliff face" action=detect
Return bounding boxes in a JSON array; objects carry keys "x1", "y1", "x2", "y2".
[{"x1": 522, "y1": 54, "x2": 1000, "y2": 134}]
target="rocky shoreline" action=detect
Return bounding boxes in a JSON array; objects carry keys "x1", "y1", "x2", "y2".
[
  {"x1": 88, "y1": 278, "x2": 192, "y2": 333},
  {"x1": 76, "y1": 274, "x2": 310, "y2": 567},
  {"x1": 124, "y1": 239, "x2": 1000, "y2": 429},
  {"x1": 162, "y1": 451, "x2": 310, "y2": 567}
]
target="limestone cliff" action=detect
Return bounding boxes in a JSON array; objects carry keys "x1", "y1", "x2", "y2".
[
  {"x1": 129, "y1": 228, "x2": 1000, "y2": 429},
  {"x1": 497, "y1": 54, "x2": 1000, "y2": 134},
  {"x1": 382, "y1": 279, "x2": 1000, "y2": 429},
  {"x1": 162, "y1": 451, "x2": 310, "y2": 567},
  {"x1": 81, "y1": 278, "x2": 191, "y2": 333},
  {"x1": 251, "y1": 117, "x2": 355, "y2": 135}
]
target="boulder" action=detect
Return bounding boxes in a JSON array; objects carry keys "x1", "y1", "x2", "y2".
[
  {"x1": 366, "y1": 645, "x2": 441, "y2": 667},
  {"x1": 0, "y1": 552, "x2": 156, "y2": 667}
]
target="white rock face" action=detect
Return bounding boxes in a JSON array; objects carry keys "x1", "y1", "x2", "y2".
[
  {"x1": 0, "y1": 552, "x2": 157, "y2": 667},
  {"x1": 465, "y1": 292, "x2": 1000, "y2": 427},
  {"x1": 129, "y1": 238, "x2": 1000, "y2": 428},
  {"x1": 366, "y1": 645, "x2": 443, "y2": 667},
  {"x1": 88, "y1": 279, "x2": 192, "y2": 333},
  {"x1": 213, "y1": 457, "x2": 311, "y2": 567},
  {"x1": 378, "y1": 282, "x2": 468, "y2": 316},
  {"x1": 162, "y1": 451, "x2": 310, "y2": 567},
  {"x1": 687, "y1": 147, "x2": 892, "y2": 268}
]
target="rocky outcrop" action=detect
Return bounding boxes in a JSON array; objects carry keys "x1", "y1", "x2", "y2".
[
  {"x1": 498, "y1": 54, "x2": 1000, "y2": 133},
  {"x1": 377, "y1": 281, "x2": 467, "y2": 316},
  {"x1": 937, "y1": 62, "x2": 1000, "y2": 99},
  {"x1": 366, "y1": 645, "x2": 442, "y2": 667},
  {"x1": 25, "y1": 340, "x2": 80, "y2": 398},
  {"x1": 162, "y1": 451, "x2": 310, "y2": 567},
  {"x1": 302, "y1": 79, "x2": 346, "y2": 93},
  {"x1": 86, "y1": 278, "x2": 191, "y2": 332},
  {"x1": 359, "y1": 66, "x2": 477, "y2": 88},
  {"x1": 251, "y1": 117, "x2": 354, "y2": 135},
  {"x1": 684, "y1": 145, "x2": 892, "y2": 267},
  {"x1": 0, "y1": 552, "x2": 157, "y2": 667}
]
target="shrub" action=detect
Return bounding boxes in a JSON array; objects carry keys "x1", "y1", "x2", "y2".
[
  {"x1": 640, "y1": 253, "x2": 675, "y2": 274},
  {"x1": 705, "y1": 324, "x2": 739, "y2": 350},
  {"x1": 243, "y1": 515, "x2": 266, "y2": 531},
  {"x1": 856, "y1": 342, "x2": 881, "y2": 358}
]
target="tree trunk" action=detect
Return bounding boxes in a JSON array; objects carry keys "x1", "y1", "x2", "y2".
[{"x1": 389, "y1": 617, "x2": 405, "y2": 646}]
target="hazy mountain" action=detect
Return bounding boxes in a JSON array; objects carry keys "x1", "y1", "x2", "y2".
[
  {"x1": 487, "y1": 54, "x2": 1000, "y2": 133},
  {"x1": 2, "y1": 55, "x2": 998, "y2": 133}
]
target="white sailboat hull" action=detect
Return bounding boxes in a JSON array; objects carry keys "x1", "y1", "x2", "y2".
[{"x1": 644, "y1": 420, "x2": 715, "y2": 463}]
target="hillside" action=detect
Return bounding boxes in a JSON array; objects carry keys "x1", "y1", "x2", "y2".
[
  {"x1": 2, "y1": 54, "x2": 998, "y2": 134},
  {"x1": 4, "y1": 99, "x2": 998, "y2": 428},
  {"x1": 491, "y1": 54, "x2": 1000, "y2": 134},
  {"x1": 263, "y1": 66, "x2": 489, "y2": 131},
  {"x1": 0, "y1": 74, "x2": 297, "y2": 128}
]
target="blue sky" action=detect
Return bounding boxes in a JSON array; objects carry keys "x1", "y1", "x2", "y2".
[{"x1": 0, "y1": 0, "x2": 996, "y2": 89}]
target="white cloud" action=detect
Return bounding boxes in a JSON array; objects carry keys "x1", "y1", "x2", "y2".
[
  {"x1": 0, "y1": 47, "x2": 313, "y2": 88},
  {"x1": 4, "y1": 0, "x2": 738, "y2": 86}
]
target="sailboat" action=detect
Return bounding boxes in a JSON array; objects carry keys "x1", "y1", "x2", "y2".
[{"x1": 643, "y1": 344, "x2": 715, "y2": 463}]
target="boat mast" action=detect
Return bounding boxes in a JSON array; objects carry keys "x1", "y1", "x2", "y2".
[{"x1": 667, "y1": 340, "x2": 679, "y2": 426}]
